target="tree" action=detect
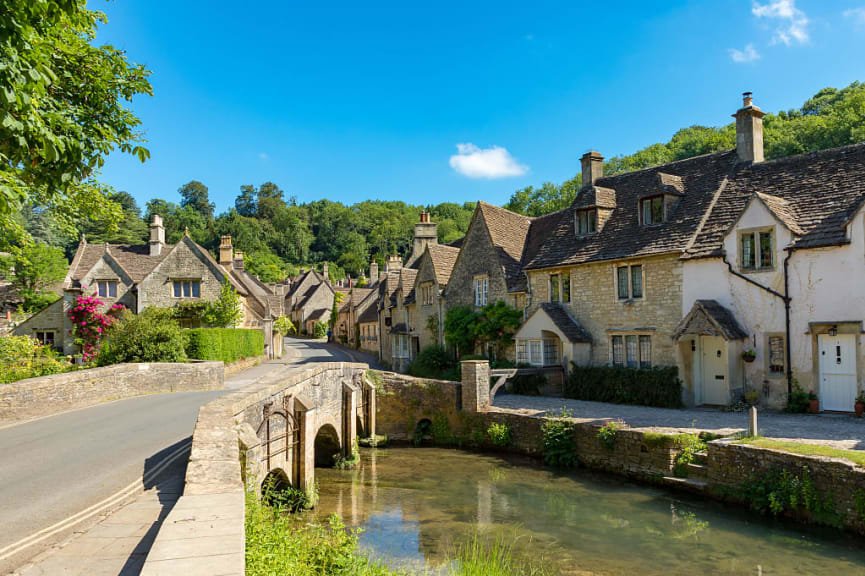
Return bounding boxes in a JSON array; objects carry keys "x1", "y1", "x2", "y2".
[
  {"x1": 1, "y1": 243, "x2": 67, "y2": 311},
  {"x1": 0, "y1": 0, "x2": 152, "y2": 247},
  {"x1": 475, "y1": 301, "x2": 523, "y2": 359},
  {"x1": 245, "y1": 251, "x2": 286, "y2": 283},
  {"x1": 235, "y1": 185, "x2": 257, "y2": 217},
  {"x1": 79, "y1": 191, "x2": 148, "y2": 245},
  {"x1": 98, "y1": 308, "x2": 186, "y2": 365},
  {"x1": 204, "y1": 279, "x2": 242, "y2": 327},
  {"x1": 178, "y1": 181, "x2": 214, "y2": 221},
  {"x1": 443, "y1": 306, "x2": 480, "y2": 358},
  {"x1": 274, "y1": 315, "x2": 296, "y2": 336}
]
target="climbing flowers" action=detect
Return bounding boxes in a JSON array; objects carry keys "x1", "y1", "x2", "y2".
[{"x1": 66, "y1": 289, "x2": 121, "y2": 362}]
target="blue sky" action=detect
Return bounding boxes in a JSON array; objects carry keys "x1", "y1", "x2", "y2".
[{"x1": 96, "y1": 1, "x2": 865, "y2": 214}]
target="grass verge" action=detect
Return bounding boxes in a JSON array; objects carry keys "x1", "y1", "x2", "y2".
[{"x1": 739, "y1": 437, "x2": 865, "y2": 467}]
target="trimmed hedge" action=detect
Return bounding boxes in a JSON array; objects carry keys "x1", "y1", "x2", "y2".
[
  {"x1": 185, "y1": 328, "x2": 264, "y2": 363},
  {"x1": 565, "y1": 364, "x2": 683, "y2": 408}
]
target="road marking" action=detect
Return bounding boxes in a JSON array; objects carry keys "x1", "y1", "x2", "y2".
[{"x1": 0, "y1": 441, "x2": 190, "y2": 562}]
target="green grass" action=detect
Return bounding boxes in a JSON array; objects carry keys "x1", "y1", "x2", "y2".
[{"x1": 739, "y1": 438, "x2": 865, "y2": 467}]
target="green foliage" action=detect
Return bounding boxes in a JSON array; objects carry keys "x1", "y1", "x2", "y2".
[
  {"x1": 671, "y1": 434, "x2": 706, "y2": 478},
  {"x1": 450, "y1": 532, "x2": 548, "y2": 576},
  {"x1": 260, "y1": 476, "x2": 318, "y2": 513},
  {"x1": 0, "y1": 0, "x2": 152, "y2": 248},
  {"x1": 431, "y1": 412, "x2": 452, "y2": 445},
  {"x1": 0, "y1": 243, "x2": 67, "y2": 312},
  {"x1": 0, "y1": 335, "x2": 71, "y2": 383},
  {"x1": 475, "y1": 301, "x2": 523, "y2": 358},
  {"x1": 98, "y1": 308, "x2": 187, "y2": 365},
  {"x1": 178, "y1": 180, "x2": 214, "y2": 221},
  {"x1": 444, "y1": 306, "x2": 480, "y2": 357},
  {"x1": 565, "y1": 364, "x2": 683, "y2": 408},
  {"x1": 334, "y1": 438, "x2": 361, "y2": 470},
  {"x1": 855, "y1": 490, "x2": 865, "y2": 523},
  {"x1": 185, "y1": 328, "x2": 264, "y2": 363},
  {"x1": 740, "y1": 466, "x2": 840, "y2": 526},
  {"x1": 597, "y1": 422, "x2": 619, "y2": 451},
  {"x1": 785, "y1": 383, "x2": 811, "y2": 413},
  {"x1": 313, "y1": 321, "x2": 328, "y2": 339},
  {"x1": 407, "y1": 345, "x2": 455, "y2": 379},
  {"x1": 486, "y1": 422, "x2": 511, "y2": 447},
  {"x1": 273, "y1": 315, "x2": 296, "y2": 336},
  {"x1": 358, "y1": 434, "x2": 388, "y2": 448},
  {"x1": 204, "y1": 279, "x2": 243, "y2": 328},
  {"x1": 541, "y1": 417, "x2": 578, "y2": 468}
]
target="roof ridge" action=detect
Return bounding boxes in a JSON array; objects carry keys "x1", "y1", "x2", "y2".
[
  {"x1": 746, "y1": 140, "x2": 865, "y2": 169},
  {"x1": 598, "y1": 149, "x2": 736, "y2": 182}
]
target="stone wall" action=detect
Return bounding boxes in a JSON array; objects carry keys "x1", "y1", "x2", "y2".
[
  {"x1": 0, "y1": 361, "x2": 224, "y2": 420},
  {"x1": 527, "y1": 253, "x2": 683, "y2": 366},
  {"x1": 445, "y1": 210, "x2": 509, "y2": 311},
  {"x1": 137, "y1": 238, "x2": 225, "y2": 311},
  {"x1": 708, "y1": 440, "x2": 865, "y2": 533},
  {"x1": 373, "y1": 370, "x2": 462, "y2": 441}
]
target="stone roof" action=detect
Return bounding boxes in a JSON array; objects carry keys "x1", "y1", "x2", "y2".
[
  {"x1": 67, "y1": 242, "x2": 170, "y2": 286},
  {"x1": 673, "y1": 299, "x2": 748, "y2": 341},
  {"x1": 573, "y1": 186, "x2": 617, "y2": 209},
  {"x1": 357, "y1": 303, "x2": 378, "y2": 324},
  {"x1": 477, "y1": 202, "x2": 533, "y2": 289},
  {"x1": 685, "y1": 142, "x2": 865, "y2": 257},
  {"x1": 527, "y1": 150, "x2": 738, "y2": 269},
  {"x1": 539, "y1": 303, "x2": 592, "y2": 343},
  {"x1": 426, "y1": 244, "x2": 460, "y2": 287},
  {"x1": 390, "y1": 322, "x2": 409, "y2": 334},
  {"x1": 307, "y1": 308, "x2": 329, "y2": 322}
]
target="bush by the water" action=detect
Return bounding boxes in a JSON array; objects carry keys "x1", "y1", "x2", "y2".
[
  {"x1": 0, "y1": 335, "x2": 71, "y2": 383},
  {"x1": 98, "y1": 308, "x2": 187, "y2": 365},
  {"x1": 185, "y1": 328, "x2": 264, "y2": 363},
  {"x1": 565, "y1": 365, "x2": 683, "y2": 408},
  {"x1": 407, "y1": 345, "x2": 455, "y2": 379}
]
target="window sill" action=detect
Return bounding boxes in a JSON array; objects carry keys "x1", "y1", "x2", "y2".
[{"x1": 738, "y1": 266, "x2": 776, "y2": 275}]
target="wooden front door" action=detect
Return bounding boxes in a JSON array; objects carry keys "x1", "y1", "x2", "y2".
[
  {"x1": 700, "y1": 335, "x2": 728, "y2": 405},
  {"x1": 819, "y1": 334, "x2": 857, "y2": 412}
]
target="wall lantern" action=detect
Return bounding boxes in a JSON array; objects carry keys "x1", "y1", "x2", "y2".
[{"x1": 828, "y1": 326, "x2": 838, "y2": 337}]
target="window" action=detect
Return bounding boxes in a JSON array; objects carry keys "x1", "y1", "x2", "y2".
[
  {"x1": 35, "y1": 331, "x2": 55, "y2": 347},
  {"x1": 550, "y1": 274, "x2": 560, "y2": 303},
  {"x1": 616, "y1": 264, "x2": 643, "y2": 300},
  {"x1": 517, "y1": 338, "x2": 560, "y2": 366},
  {"x1": 612, "y1": 334, "x2": 652, "y2": 367},
  {"x1": 768, "y1": 335, "x2": 785, "y2": 375},
  {"x1": 740, "y1": 229, "x2": 774, "y2": 270},
  {"x1": 640, "y1": 196, "x2": 664, "y2": 225},
  {"x1": 474, "y1": 276, "x2": 488, "y2": 307},
  {"x1": 575, "y1": 209, "x2": 598, "y2": 235},
  {"x1": 173, "y1": 280, "x2": 201, "y2": 298},
  {"x1": 97, "y1": 281, "x2": 117, "y2": 298},
  {"x1": 549, "y1": 273, "x2": 570, "y2": 303},
  {"x1": 392, "y1": 335, "x2": 410, "y2": 358},
  {"x1": 562, "y1": 274, "x2": 570, "y2": 303},
  {"x1": 421, "y1": 283, "x2": 434, "y2": 306}
]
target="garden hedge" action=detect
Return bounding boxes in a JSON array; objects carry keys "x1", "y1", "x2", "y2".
[
  {"x1": 564, "y1": 364, "x2": 683, "y2": 408},
  {"x1": 185, "y1": 328, "x2": 264, "y2": 363}
]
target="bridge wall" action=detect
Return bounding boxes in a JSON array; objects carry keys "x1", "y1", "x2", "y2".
[{"x1": 0, "y1": 361, "x2": 224, "y2": 421}]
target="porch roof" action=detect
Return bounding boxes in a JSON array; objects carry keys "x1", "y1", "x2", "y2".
[
  {"x1": 516, "y1": 303, "x2": 592, "y2": 344},
  {"x1": 673, "y1": 299, "x2": 748, "y2": 341}
]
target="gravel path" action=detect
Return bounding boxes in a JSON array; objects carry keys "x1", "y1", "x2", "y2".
[{"x1": 493, "y1": 394, "x2": 865, "y2": 451}]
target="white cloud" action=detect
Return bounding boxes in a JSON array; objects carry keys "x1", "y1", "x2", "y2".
[
  {"x1": 258, "y1": 152, "x2": 269, "y2": 160},
  {"x1": 752, "y1": 0, "x2": 809, "y2": 45},
  {"x1": 449, "y1": 143, "x2": 529, "y2": 179},
  {"x1": 844, "y1": 7, "x2": 865, "y2": 25},
  {"x1": 729, "y1": 43, "x2": 761, "y2": 63}
]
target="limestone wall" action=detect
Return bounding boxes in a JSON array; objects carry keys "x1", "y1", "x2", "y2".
[
  {"x1": 373, "y1": 371, "x2": 462, "y2": 441},
  {"x1": 0, "y1": 361, "x2": 224, "y2": 420}
]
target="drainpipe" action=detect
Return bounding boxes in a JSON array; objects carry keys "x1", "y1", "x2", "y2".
[{"x1": 723, "y1": 252, "x2": 793, "y2": 397}]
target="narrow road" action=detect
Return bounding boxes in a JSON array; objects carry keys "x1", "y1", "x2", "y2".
[{"x1": 0, "y1": 339, "x2": 368, "y2": 573}]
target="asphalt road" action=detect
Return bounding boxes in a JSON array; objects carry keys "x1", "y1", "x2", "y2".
[{"x1": 0, "y1": 339, "x2": 360, "y2": 572}]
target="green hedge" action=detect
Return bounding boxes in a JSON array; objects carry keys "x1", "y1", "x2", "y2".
[
  {"x1": 185, "y1": 328, "x2": 264, "y2": 363},
  {"x1": 565, "y1": 364, "x2": 683, "y2": 408}
]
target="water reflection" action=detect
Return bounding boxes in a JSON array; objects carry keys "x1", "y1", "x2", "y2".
[{"x1": 314, "y1": 448, "x2": 865, "y2": 575}]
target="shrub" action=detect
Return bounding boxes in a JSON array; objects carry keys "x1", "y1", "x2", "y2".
[
  {"x1": 565, "y1": 364, "x2": 683, "y2": 408},
  {"x1": 0, "y1": 335, "x2": 70, "y2": 383},
  {"x1": 66, "y1": 291, "x2": 121, "y2": 362},
  {"x1": 313, "y1": 321, "x2": 328, "y2": 339},
  {"x1": 261, "y1": 478, "x2": 319, "y2": 512},
  {"x1": 274, "y1": 315, "x2": 296, "y2": 336},
  {"x1": 98, "y1": 308, "x2": 187, "y2": 365},
  {"x1": 185, "y1": 328, "x2": 264, "y2": 363},
  {"x1": 334, "y1": 438, "x2": 360, "y2": 470},
  {"x1": 203, "y1": 279, "x2": 242, "y2": 327},
  {"x1": 407, "y1": 345, "x2": 455, "y2": 379},
  {"x1": 785, "y1": 384, "x2": 810, "y2": 413},
  {"x1": 486, "y1": 422, "x2": 511, "y2": 447},
  {"x1": 597, "y1": 422, "x2": 619, "y2": 450},
  {"x1": 740, "y1": 466, "x2": 840, "y2": 526},
  {"x1": 541, "y1": 417, "x2": 577, "y2": 468},
  {"x1": 672, "y1": 434, "x2": 706, "y2": 478}
]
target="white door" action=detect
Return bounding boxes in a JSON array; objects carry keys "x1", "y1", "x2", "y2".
[
  {"x1": 701, "y1": 336, "x2": 729, "y2": 405},
  {"x1": 819, "y1": 334, "x2": 857, "y2": 412}
]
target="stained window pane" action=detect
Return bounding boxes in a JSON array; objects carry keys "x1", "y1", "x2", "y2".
[
  {"x1": 639, "y1": 335, "x2": 652, "y2": 368},
  {"x1": 173, "y1": 282, "x2": 182, "y2": 297},
  {"x1": 625, "y1": 335, "x2": 638, "y2": 367},
  {"x1": 562, "y1": 274, "x2": 570, "y2": 303},
  {"x1": 759, "y1": 232, "x2": 773, "y2": 268},
  {"x1": 192, "y1": 282, "x2": 200, "y2": 298},
  {"x1": 742, "y1": 233, "x2": 755, "y2": 269},
  {"x1": 550, "y1": 274, "x2": 560, "y2": 302},
  {"x1": 617, "y1": 267, "x2": 629, "y2": 299},
  {"x1": 612, "y1": 336, "x2": 624, "y2": 366},
  {"x1": 631, "y1": 265, "x2": 643, "y2": 298}
]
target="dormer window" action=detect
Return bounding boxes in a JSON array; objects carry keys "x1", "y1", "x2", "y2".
[
  {"x1": 640, "y1": 196, "x2": 665, "y2": 226},
  {"x1": 740, "y1": 229, "x2": 774, "y2": 270},
  {"x1": 575, "y1": 208, "x2": 597, "y2": 236}
]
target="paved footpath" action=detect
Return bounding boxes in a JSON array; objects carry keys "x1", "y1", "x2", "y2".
[{"x1": 493, "y1": 394, "x2": 865, "y2": 450}]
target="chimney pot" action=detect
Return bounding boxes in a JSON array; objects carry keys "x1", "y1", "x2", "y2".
[
  {"x1": 149, "y1": 214, "x2": 165, "y2": 256},
  {"x1": 733, "y1": 91, "x2": 765, "y2": 164}
]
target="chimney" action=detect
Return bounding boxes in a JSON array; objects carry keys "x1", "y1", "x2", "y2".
[
  {"x1": 149, "y1": 214, "x2": 165, "y2": 257},
  {"x1": 219, "y1": 235, "x2": 233, "y2": 265},
  {"x1": 733, "y1": 91, "x2": 765, "y2": 164},
  {"x1": 580, "y1": 151, "x2": 604, "y2": 189},
  {"x1": 369, "y1": 260, "x2": 379, "y2": 283},
  {"x1": 233, "y1": 251, "x2": 244, "y2": 270},
  {"x1": 386, "y1": 254, "x2": 402, "y2": 272},
  {"x1": 412, "y1": 211, "x2": 438, "y2": 261},
  {"x1": 5, "y1": 310, "x2": 11, "y2": 322},
  {"x1": 322, "y1": 262, "x2": 330, "y2": 281}
]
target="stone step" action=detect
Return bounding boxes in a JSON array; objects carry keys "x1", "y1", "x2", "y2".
[
  {"x1": 692, "y1": 451, "x2": 708, "y2": 465},
  {"x1": 662, "y1": 475, "x2": 708, "y2": 493},
  {"x1": 686, "y1": 462, "x2": 709, "y2": 480}
]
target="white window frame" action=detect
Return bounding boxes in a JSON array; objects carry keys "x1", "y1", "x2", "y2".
[
  {"x1": 516, "y1": 338, "x2": 560, "y2": 367},
  {"x1": 739, "y1": 227, "x2": 774, "y2": 271},
  {"x1": 474, "y1": 276, "x2": 488, "y2": 307},
  {"x1": 615, "y1": 264, "x2": 644, "y2": 301},
  {"x1": 392, "y1": 334, "x2": 410, "y2": 359}
]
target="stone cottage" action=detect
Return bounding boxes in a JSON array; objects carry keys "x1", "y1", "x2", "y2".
[
  {"x1": 285, "y1": 264, "x2": 339, "y2": 335},
  {"x1": 14, "y1": 216, "x2": 284, "y2": 358}
]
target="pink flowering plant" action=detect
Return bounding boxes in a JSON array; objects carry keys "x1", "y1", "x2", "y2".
[{"x1": 66, "y1": 288, "x2": 123, "y2": 362}]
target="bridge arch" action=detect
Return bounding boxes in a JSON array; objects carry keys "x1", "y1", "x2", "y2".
[{"x1": 314, "y1": 423, "x2": 341, "y2": 467}]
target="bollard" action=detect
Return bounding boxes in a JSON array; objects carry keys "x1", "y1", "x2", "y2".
[{"x1": 748, "y1": 406, "x2": 758, "y2": 438}]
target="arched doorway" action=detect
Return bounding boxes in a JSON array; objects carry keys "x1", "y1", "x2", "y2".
[
  {"x1": 414, "y1": 418, "x2": 433, "y2": 446},
  {"x1": 314, "y1": 424, "x2": 341, "y2": 467}
]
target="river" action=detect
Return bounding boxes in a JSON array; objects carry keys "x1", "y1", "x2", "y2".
[{"x1": 313, "y1": 447, "x2": 865, "y2": 575}]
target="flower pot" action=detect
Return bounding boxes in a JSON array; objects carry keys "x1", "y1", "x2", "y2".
[
  {"x1": 742, "y1": 354, "x2": 756, "y2": 363},
  {"x1": 808, "y1": 398, "x2": 820, "y2": 414},
  {"x1": 855, "y1": 401, "x2": 865, "y2": 418}
]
